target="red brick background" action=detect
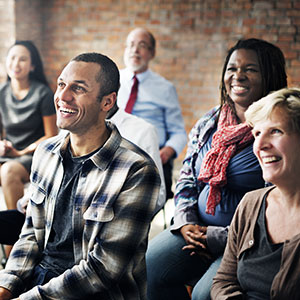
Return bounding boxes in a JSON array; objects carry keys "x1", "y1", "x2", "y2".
[
  {"x1": 0, "y1": 0, "x2": 299, "y2": 162},
  {"x1": 0, "y1": 1, "x2": 15, "y2": 78}
]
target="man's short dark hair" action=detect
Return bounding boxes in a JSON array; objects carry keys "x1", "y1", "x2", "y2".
[{"x1": 72, "y1": 52, "x2": 120, "y2": 102}]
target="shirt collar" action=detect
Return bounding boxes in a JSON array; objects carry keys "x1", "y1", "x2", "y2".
[
  {"x1": 125, "y1": 67, "x2": 150, "y2": 83},
  {"x1": 51, "y1": 122, "x2": 122, "y2": 171},
  {"x1": 90, "y1": 121, "x2": 122, "y2": 170}
]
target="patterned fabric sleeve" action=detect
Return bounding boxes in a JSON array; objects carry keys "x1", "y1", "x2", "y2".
[{"x1": 171, "y1": 106, "x2": 220, "y2": 230}]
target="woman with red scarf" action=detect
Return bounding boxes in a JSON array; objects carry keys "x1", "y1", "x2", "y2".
[{"x1": 146, "y1": 39, "x2": 288, "y2": 300}]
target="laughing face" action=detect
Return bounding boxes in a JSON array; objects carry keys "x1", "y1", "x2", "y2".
[
  {"x1": 54, "y1": 61, "x2": 104, "y2": 135},
  {"x1": 252, "y1": 107, "x2": 300, "y2": 186},
  {"x1": 224, "y1": 49, "x2": 263, "y2": 119}
]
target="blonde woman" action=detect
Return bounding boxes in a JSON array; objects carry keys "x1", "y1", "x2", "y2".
[{"x1": 211, "y1": 88, "x2": 300, "y2": 299}]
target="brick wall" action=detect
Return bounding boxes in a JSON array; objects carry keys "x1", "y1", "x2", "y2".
[
  {"x1": 0, "y1": 0, "x2": 300, "y2": 162},
  {"x1": 15, "y1": 0, "x2": 44, "y2": 52},
  {"x1": 0, "y1": 0, "x2": 15, "y2": 81}
]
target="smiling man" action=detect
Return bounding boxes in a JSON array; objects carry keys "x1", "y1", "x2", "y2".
[{"x1": 0, "y1": 53, "x2": 160, "y2": 300}]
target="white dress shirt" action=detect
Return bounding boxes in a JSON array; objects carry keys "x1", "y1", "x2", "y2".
[{"x1": 118, "y1": 68, "x2": 187, "y2": 156}]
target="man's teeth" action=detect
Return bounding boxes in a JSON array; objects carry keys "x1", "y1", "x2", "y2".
[
  {"x1": 60, "y1": 108, "x2": 76, "y2": 114},
  {"x1": 262, "y1": 156, "x2": 281, "y2": 163}
]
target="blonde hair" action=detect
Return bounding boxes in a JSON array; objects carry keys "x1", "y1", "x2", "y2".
[{"x1": 245, "y1": 87, "x2": 300, "y2": 134}]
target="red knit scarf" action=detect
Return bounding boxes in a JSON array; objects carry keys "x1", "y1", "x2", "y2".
[{"x1": 198, "y1": 104, "x2": 253, "y2": 215}]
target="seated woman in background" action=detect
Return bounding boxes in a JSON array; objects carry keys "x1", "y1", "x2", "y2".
[
  {"x1": 0, "y1": 40, "x2": 57, "y2": 209},
  {"x1": 211, "y1": 87, "x2": 300, "y2": 299},
  {"x1": 146, "y1": 38, "x2": 287, "y2": 300}
]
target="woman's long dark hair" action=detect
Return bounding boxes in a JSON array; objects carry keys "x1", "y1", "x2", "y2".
[
  {"x1": 7, "y1": 40, "x2": 49, "y2": 86},
  {"x1": 220, "y1": 38, "x2": 287, "y2": 109}
]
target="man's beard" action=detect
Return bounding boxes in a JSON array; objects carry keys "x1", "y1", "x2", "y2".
[{"x1": 124, "y1": 53, "x2": 147, "y2": 73}]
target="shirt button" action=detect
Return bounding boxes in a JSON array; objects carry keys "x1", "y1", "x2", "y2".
[{"x1": 249, "y1": 240, "x2": 254, "y2": 246}]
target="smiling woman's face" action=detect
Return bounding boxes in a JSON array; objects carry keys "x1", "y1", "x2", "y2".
[
  {"x1": 6, "y1": 45, "x2": 33, "y2": 81},
  {"x1": 252, "y1": 107, "x2": 300, "y2": 186},
  {"x1": 224, "y1": 49, "x2": 263, "y2": 113}
]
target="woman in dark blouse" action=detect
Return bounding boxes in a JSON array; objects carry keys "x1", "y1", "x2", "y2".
[{"x1": 0, "y1": 40, "x2": 57, "y2": 210}]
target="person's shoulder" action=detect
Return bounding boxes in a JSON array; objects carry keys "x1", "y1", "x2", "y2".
[
  {"x1": 31, "y1": 80, "x2": 53, "y2": 95},
  {"x1": 111, "y1": 123, "x2": 155, "y2": 166},
  {"x1": 107, "y1": 130, "x2": 158, "y2": 177},
  {"x1": 118, "y1": 109, "x2": 156, "y2": 131},
  {"x1": 0, "y1": 81, "x2": 7, "y2": 88},
  {"x1": 202, "y1": 105, "x2": 220, "y2": 119},
  {"x1": 110, "y1": 111, "x2": 159, "y2": 158},
  {"x1": 108, "y1": 122, "x2": 153, "y2": 160},
  {"x1": 192, "y1": 105, "x2": 220, "y2": 130},
  {"x1": 243, "y1": 185, "x2": 274, "y2": 198},
  {"x1": 119, "y1": 68, "x2": 132, "y2": 80},
  {"x1": 147, "y1": 69, "x2": 174, "y2": 87},
  {"x1": 0, "y1": 81, "x2": 9, "y2": 92},
  {"x1": 239, "y1": 186, "x2": 274, "y2": 212},
  {"x1": 120, "y1": 137, "x2": 157, "y2": 168},
  {"x1": 119, "y1": 68, "x2": 127, "y2": 75},
  {"x1": 31, "y1": 80, "x2": 47, "y2": 89},
  {"x1": 0, "y1": 82, "x2": 11, "y2": 102}
]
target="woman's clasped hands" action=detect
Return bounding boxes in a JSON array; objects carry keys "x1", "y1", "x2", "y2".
[
  {"x1": 180, "y1": 224, "x2": 212, "y2": 259},
  {"x1": 0, "y1": 140, "x2": 17, "y2": 157}
]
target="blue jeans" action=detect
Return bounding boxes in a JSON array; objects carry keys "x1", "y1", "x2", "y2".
[
  {"x1": 191, "y1": 256, "x2": 222, "y2": 300},
  {"x1": 146, "y1": 228, "x2": 222, "y2": 300}
]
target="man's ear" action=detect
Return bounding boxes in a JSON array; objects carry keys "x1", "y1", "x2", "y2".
[
  {"x1": 151, "y1": 48, "x2": 155, "y2": 59},
  {"x1": 101, "y1": 92, "x2": 117, "y2": 112}
]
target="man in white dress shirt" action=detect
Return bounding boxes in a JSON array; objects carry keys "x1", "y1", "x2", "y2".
[{"x1": 117, "y1": 27, "x2": 187, "y2": 203}]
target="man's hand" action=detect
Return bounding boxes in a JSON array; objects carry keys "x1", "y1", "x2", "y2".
[
  {"x1": 180, "y1": 224, "x2": 212, "y2": 259},
  {"x1": 159, "y1": 146, "x2": 175, "y2": 164},
  {"x1": 0, "y1": 287, "x2": 13, "y2": 300}
]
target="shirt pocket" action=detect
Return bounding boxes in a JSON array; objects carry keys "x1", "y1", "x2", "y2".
[
  {"x1": 82, "y1": 206, "x2": 114, "y2": 248},
  {"x1": 83, "y1": 205, "x2": 114, "y2": 223},
  {"x1": 30, "y1": 187, "x2": 46, "y2": 206},
  {"x1": 28, "y1": 186, "x2": 47, "y2": 234}
]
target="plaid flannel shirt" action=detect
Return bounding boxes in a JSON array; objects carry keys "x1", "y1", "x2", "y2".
[{"x1": 0, "y1": 122, "x2": 160, "y2": 300}]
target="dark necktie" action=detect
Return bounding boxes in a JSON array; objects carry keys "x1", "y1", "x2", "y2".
[{"x1": 125, "y1": 75, "x2": 138, "y2": 113}]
